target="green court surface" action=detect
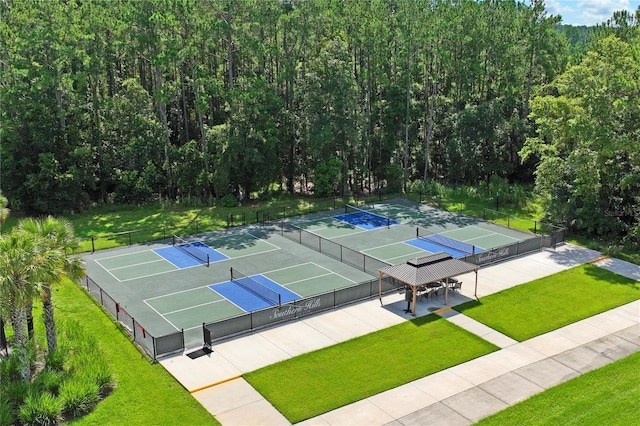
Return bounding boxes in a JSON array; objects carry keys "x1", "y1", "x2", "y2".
[
  {"x1": 163, "y1": 300, "x2": 243, "y2": 330},
  {"x1": 97, "y1": 251, "x2": 178, "y2": 281},
  {"x1": 262, "y1": 263, "x2": 357, "y2": 297},
  {"x1": 146, "y1": 287, "x2": 224, "y2": 313},
  {"x1": 82, "y1": 198, "x2": 535, "y2": 348},
  {"x1": 363, "y1": 243, "x2": 428, "y2": 265},
  {"x1": 294, "y1": 216, "x2": 365, "y2": 239},
  {"x1": 204, "y1": 232, "x2": 280, "y2": 257}
]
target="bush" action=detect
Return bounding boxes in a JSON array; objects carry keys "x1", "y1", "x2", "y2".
[
  {"x1": 44, "y1": 348, "x2": 68, "y2": 373},
  {"x1": 0, "y1": 399, "x2": 15, "y2": 426},
  {"x1": 91, "y1": 362, "x2": 114, "y2": 395},
  {"x1": 0, "y1": 353, "x2": 23, "y2": 383},
  {"x1": 1, "y1": 379, "x2": 30, "y2": 414},
  {"x1": 18, "y1": 392, "x2": 62, "y2": 426},
  {"x1": 219, "y1": 193, "x2": 238, "y2": 207},
  {"x1": 59, "y1": 379, "x2": 100, "y2": 418},
  {"x1": 32, "y1": 370, "x2": 66, "y2": 396}
]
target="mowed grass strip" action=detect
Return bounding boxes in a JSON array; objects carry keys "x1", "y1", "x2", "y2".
[
  {"x1": 244, "y1": 315, "x2": 499, "y2": 423},
  {"x1": 477, "y1": 350, "x2": 640, "y2": 425},
  {"x1": 55, "y1": 278, "x2": 219, "y2": 425},
  {"x1": 456, "y1": 264, "x2": 640, "y2": 341}
]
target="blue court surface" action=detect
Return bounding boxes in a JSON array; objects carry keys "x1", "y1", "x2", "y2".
[
  {"x1": 334, "y1": 211, "x2": 399, "y2": 230},
  {"x1": 154, "y1": 241, "x2": 229, "y2": 268},
  {"x1": 210, "y1": 275, "x2": 300, "y2": 312},
  {"x1": 405, "y1": 238, "x2": 483, "y2": 259}
]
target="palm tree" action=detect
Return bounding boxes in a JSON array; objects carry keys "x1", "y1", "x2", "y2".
[
  {"x1": 0, "y1": 229, "x2": 46, "y2": 380},
  {"x1": 0, "y1": 191, "x2": 9, "y2": 352},
  {"x1": 18, "y1": 217, "x2": 84, "y2": 352},
  {"x1": 0, "y1": 191, "x2": 8, "y2": 234}
]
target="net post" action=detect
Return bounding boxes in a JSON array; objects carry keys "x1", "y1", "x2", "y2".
[
  {"x1": 91, "y1": 236, "x2": 95, "y2": 253},
  {"x1": 416, "y1": 227, "x2": 419, "y2": 238},
  {"x1": 230, "y1": 267, "x2": 233, "y2": 281},
  {"x1": 172, "y1": 235, "x2": 176, "y2": 246},
  {"x1": 206, "y1": 254, "x2": 210, "y2": 267}
]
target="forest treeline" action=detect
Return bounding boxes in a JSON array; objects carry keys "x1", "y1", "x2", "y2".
[{"x1": 1, "y1": 0, "x2": 639, "y2": 242}]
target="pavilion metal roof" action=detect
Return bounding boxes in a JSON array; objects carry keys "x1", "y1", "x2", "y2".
[{"x1": 379, "y1": 252, "x2": 478, "y2": 286}]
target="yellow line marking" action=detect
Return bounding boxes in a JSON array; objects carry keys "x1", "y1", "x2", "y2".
[
  {"x1": 434, "y1": 306, "x2": 452, "y2": 315},
  {"x1": 190, "y1": 374, "x2": 243, "y2": 394},
  {"x1": 589, "y1": 256, "x2": 610, "y2": 264}
]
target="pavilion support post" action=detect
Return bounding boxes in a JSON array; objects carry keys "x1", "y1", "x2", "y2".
[
  {"x1": 412, "y1": 287, "x2": 417, "y2": 316},
  {"x1": 378, "y1": 272, "x2": 383, "y2": 305},
  {"x1": 444, "y1": 277, "x2": 449, "y2": 305},
  {"x1": 474, "y1": 270, "x2": 478, "y2": 299}
]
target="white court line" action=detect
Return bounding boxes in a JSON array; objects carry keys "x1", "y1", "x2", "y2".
[
  {"x1": 227, "y1": 247, "x2": 280, "y2": 261},
  {"x1": 262, "y1": 262, "x2": 316, "y2": 274},
  {"x1": 146, "y1": 281, "x2": 227, "y2": 301},
  {"x1": 325, "y1": 227, "x2": 370, "y2": 239},
  {"x1": 361, "y1": 240, "x2": 412, "y2": 253},
  {"x1": 244, "y1": 232, "x2": 281, "y2": 250},
  {"x1": 163, "y1": 299, "x2": 222, "y2": 316},
  {"x1": 143, "y1": 300, "x2": 181, "y2": 331},
  {"x1": 284, "y1": 272, "x2": 334, "y2": 286},
  {"x1": 108, "y1": 258, "x2": 168, "y2": 271},
  {"x1": 385, "y1": 249, "x2": 430, "y2": 265},
  {"x1": 443, "y1": 224, "x2": 523, "y2": 242},
  {"x1": 95, "y1": 259, "x2": 125, "y2": 282},
  {"x1": 465, "y1": 232, "x2": 520, "y2": 245}
]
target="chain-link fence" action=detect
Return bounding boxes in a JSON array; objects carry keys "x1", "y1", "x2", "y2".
[{"x1": 82, "y1": 276, "x2": 184, "y2": 360}]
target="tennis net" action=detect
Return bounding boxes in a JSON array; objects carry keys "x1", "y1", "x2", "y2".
[
  {"x1": 230, "y1": 267, "x2": 281, "y2": 306},
  {"x1": 416, "y1": 228, "x2": 476, "y2": 255},
  {"x1": 172, "y1": 235, "x2": 210, "y2": 267},
  {"x1": 345, "y1": 204, "x2": 391, "y2": 228}
]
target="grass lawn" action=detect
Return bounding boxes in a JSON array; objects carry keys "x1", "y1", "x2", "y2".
[
  {"x1": 69, "y1": 197, "x2": 351, "y2": 252},
  {"x1": 477, "y1": 350, "x2": 640, "y2": 425},
  {"x1": 244, "y1": 315, "x2": 499, "y2": 423},
  {"x1": 455, "y1": 264, "x2": 640, "y2": 341},
  {"x1": 53, "y1": 278, "x2": 219, "y2": 425}
]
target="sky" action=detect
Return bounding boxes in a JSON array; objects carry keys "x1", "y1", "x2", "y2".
[{"x1": 538, "y1": 0, "x2": 640, "y2": 26}]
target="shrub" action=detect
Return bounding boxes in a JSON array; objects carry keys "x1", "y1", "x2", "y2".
[
  {"x1": 0, "y1": 399, "x2": 15, "y2": 426},
  {"x1": 32, "y1": 370, "x2": 66, "y2": 396},
  {"x1": 18, "y1": 392, "x2": 62, "y2": 426},
  {"x1": 44, "y1": 348, "x2": 68, "y2": 373},
  {"x1": 59, "y1": 379, "x2": 99, "y2": 418},
  {"x1": 90, "y1": 361, "x2": 114, "y2": 395},
  {"x1": 219, "y1": 193, "x2": 238, "y2": 207},
  {"x1": 1, "y1": 380, "x2": 30, "y2": 414},
  {"x1": 0, "y1": 353, "x2": 23, "y2": 383}
]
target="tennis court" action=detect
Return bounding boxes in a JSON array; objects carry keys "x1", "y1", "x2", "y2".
[
  {"x1": 95, "y1": 232, "x2": 278, "y2": 281},
  {"x1": 82, "y1": 198, "x2": 537, "y2": 351},
  {"x1": 284, "y1": 200, "x2": 534, "y2": 265},
  {"x1": 143, "y1": 262, "x2": 356, "y2": 331},
  {"x1": 82, "y1": 226, "x2": 374, "y2": 348}
]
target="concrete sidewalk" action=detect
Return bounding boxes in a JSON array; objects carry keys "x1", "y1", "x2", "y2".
[{"x1": 159, "y1": 245, "x2": 640, "y2": 425}]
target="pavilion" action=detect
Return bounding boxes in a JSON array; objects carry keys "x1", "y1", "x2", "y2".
[{"x1": 378, "y1": 252, "x2": 479, "y2": 316}]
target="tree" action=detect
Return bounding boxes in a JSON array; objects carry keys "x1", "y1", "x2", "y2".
[
  {"x1": 0, "y1": 229, "x2": 51, "y2": 381},
  {"x1": 0, "y1": 191, "x2": 8, "y2": 234},
  {"x1": 18, "y1": 217, "x2": 84, "y2": 352},
  {"x1": 522, "y1": 35, "x2": 640, "y2": 238}
]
